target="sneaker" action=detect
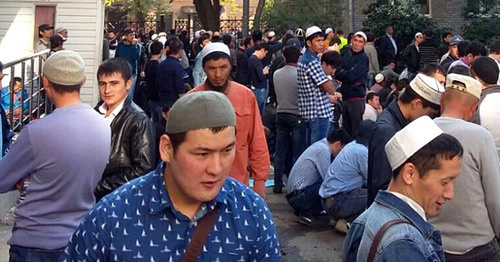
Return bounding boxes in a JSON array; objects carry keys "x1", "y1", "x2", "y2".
[
  {"x1": 334, "y1": 219, "x2": 350, "y2": 234},
  {"x1": 273, "y1": 185, "x2": 283, "y2": 194}
]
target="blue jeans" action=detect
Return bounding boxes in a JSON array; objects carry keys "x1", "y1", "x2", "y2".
[
  {"x1": 322, "y1": 187, "x2": 367, "y2": 223},
  {"x1": 305, "y1": 118, "x2": 330, "y2": 147},
  {"x1": 286, "y1": 181, "x2": 324, "y2": 216},
  {"x1": 252, "y1": 86, "x2": 268, "y2": 116},
  {"x1": 274, "y1": 113, "x2": 306, "y2": 187},
  {"x1": 9, "y1": 245, "x2": 64, "y2": 262}
]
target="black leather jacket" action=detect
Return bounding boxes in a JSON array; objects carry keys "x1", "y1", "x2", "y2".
[{"x1": 94, "y1": 97, "x2": 155, "y2": 200}]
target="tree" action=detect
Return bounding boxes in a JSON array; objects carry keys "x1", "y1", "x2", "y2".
[
  {"x1": 462, "y1": 0, "x2": 500, "y2": 44},
  {"x1": 193, "y1": 0, "x2": 222, "y2": 31},
  {"x1": 261, "y1": 0, "x2": 343, "y2": 35},
  {"x1": 252, "y1": 0, "x2": 266, "y2": 31},
  {"x1": 363, "y1": 1, "x2": 443, "y2": 53}
]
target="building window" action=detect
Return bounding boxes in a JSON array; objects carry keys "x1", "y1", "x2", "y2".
[{"x1": 417, "y1": 0, "x2": 430, "y2": 15}]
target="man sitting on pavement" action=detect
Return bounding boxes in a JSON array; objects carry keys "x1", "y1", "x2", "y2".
[
  {"x1": 320, "y1": 120, "x2": 375, "y2": 233},
  {"x1": 285, "y1": 129, "x2": 351, "y2": 227},
  {"x1": 62, "y1": 91, "x2": 281, "y2": 261},
  {"x1": 343, "y1": 116, "x2": 463, "y2": 262},
  {"x1": 429, "y1": 73, "x2": 500, "y2": 261},
  {"x1": 94, "y1": 58, "x2": 155, "y2": 201},
  {"x1": 0, "y1": 50, "x2": 111, "y2": 260},
  {"x1": 362, "y1": 92, "x2": 381, "y2": 121}
]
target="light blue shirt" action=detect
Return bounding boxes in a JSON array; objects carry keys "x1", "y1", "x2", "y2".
[
  {"x1": 285, "y1": 138, "x2": 331, "y2": 192},
  {"x1": 319, "y1": 141, "x2": 368, "y2": 198}
]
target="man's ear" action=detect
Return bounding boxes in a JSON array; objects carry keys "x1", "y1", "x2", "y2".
[
  {"x1": 159, "y1": 134, "x2": 174, "y2": 163},
  {"x1": 43, "y1": 76, "x2": 52, "y2": 95},
  {"x1": 401, "y1": 162, "x2": 417, "y2": 185},
  {"x1": 125, "y1": 77, "x2": 132, "y2": 91}
]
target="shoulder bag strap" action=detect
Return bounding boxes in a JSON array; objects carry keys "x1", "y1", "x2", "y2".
[
  {"x1": 367, "y1": 219, "x2": 410, "y2": 262},
  {"x1": 180, "y1": 203, "x2": 220, "y2": 262}
]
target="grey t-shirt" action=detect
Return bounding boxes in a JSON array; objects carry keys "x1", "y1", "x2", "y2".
[
  {"x1": 274, "y1": 65, "x2": 300, "y2": 115},
  {"x1": 430, "y1": 117, "x2": 500, "y2": 253},
  {"x1": 0, "y1": 103, "x2": 111, "y2": 249}
]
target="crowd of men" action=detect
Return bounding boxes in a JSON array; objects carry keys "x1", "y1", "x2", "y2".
[{"x1": 0, "y1": 21, "x2": 499, "y2": 261}]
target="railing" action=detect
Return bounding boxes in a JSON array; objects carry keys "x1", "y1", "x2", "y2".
[{"x1": 2, "y1": 49, "x2": 50, "y2": 132}]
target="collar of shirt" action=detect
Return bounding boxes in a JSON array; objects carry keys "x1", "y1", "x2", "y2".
[
  {"x1": 304, "y1": 49, "x2": 320, "y2": 60},
  {"x1": 389, "y1": 191, "x2": 426, "y2": 221},
  {"x1": 98, "y1": 98, "x2": 126, "y2": 124},
  {"x1": 148, "y1": 163, "x2": 227, "y2": 221}
]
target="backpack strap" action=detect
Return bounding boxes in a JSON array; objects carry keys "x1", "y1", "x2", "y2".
[
  {"x1": 180, "y1": 203, "x2": 220, "y2": 262},
  {"x1": 367, "y1": 219, "x2": 410, "y2": 262}
]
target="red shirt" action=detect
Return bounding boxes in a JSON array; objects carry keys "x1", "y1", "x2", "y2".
[{"x1": 189, "y1": 81, "x2": 270, "y2": 192}]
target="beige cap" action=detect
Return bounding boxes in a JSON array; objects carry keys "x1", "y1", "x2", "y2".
[
  {"x1": 385, "y1": 116, "x2": 444, "y2": 171},
  {"x1": 445, "y1": 73, "x2": 482, "y2": 100},
  {"x1": 409, "y1": 73, "x2": 445, "y2": 105},
  {"x1": 42, "y1": 50, "x2": 85, "y2": 86}
]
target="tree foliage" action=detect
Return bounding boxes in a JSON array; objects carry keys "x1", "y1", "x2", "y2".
[
  {"x1": 261, "y1": 0, "x2": 343, "y2": 35},
  {"x1": 363, "y1": 1, "x2": 442, "y2": 53},
  {"x1": 106, "y1": 0, "x2": 170, "y2": 21},
  {"x1": 462, "y1": 0, "x2": 500, "y2": 44}
]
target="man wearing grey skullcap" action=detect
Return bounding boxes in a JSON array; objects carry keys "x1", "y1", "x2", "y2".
[
  {"x1": 429, "y1": 73, "x2": 500, "y2": 261},
  {"x1": 0, "y1": 50, "x2": 111, "y2": 260},
  {"x1": 344, "y1": 116, "x2": 463, "y2": 262},
  {"x1": 63, "y1": 91, "x2": 281, "y2": 261},
  {"x1": 189, "y1": 42, "x2": 270, "y2": 200}
]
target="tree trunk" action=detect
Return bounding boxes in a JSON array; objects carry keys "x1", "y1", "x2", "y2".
[
  {"x1": 193, "y1": 0, "x2": 221, "y2": 31},
  {"x1": 252, "y1": 0, "x2": 265, "y2": 31}
]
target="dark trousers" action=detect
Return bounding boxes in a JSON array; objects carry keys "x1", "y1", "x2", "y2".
[
  {"x1": 342, "y1": 99, "x2": 365, "y2": 139},
  {"x1": 321, "y1": 188, "x2": 367, "y2": 223},
  {"x1": 445, "y1": 238, "x2": 500, "y2": 262},
  {"x1": 274, "y1": 113, "x2": 306, "y2": 187},
  {"x1": 286, "y1": 182, "x2": 324, "y2": 216},
  {"x1": 9, "y1": 245, "x2": 64, "y2": 262}
]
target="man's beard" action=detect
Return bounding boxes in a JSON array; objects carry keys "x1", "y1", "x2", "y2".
[{"x1": 205, "y1": 79, "x2": 230, "y2": 93}]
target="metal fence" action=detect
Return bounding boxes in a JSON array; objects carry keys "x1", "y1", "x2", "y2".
[{"x1": 1, "y1": 50, "x2": 50, "y2": 132}]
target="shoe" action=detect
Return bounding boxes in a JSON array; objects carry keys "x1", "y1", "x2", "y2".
[
  {"x1": 334, "y1": 219, "x2": 350, "y2": 234},
  {"x1": 273, "y1": 185, "x2": 283, "y2": 194},
  {"x1": 297, "y1": 214, "x2": 331, "y2": 228}
]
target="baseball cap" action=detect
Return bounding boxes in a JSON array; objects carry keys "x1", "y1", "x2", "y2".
[
  {"x1": 385, "y1": 116, "x2": 444, "y2": 171},
  {"x1": 38, "y1": 24, "x2": 54, "y2": 31},
  {"x1": 166, "y1": 91, "x2": 236, "y2": 134},
  {"x1": 445, "y1": 73, "x2": 482, "y2": 100},
  {"x1": 201, "y1": 42, "x2": 230, "y2": 60},
  {"x1": 286, "y1": 38, "x2": 301, "y2": 48},
  {"x1": 305, "y1": 26, "x2": 322, "y2": 39},
  {"x1": 450, "y1": 35, "x2": 464, "y2": 46},
  {"x1": 409, "y1": 73, "x2": 445, "y2": 105},
  {"x1": 42, "y1": 50, "x2": 85, "y2": 86}
]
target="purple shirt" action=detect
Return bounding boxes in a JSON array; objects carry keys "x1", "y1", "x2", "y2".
[{"x1": 0, "y1": 103, "x2": 111, "y2": 249}]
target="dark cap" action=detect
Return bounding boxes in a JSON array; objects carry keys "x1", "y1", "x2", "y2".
[{"x1": 38, "y1": 24, "x2": 54, "y2": 31}]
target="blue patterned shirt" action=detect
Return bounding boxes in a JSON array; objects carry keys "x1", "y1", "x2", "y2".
[
  {"x1": 297, "y1": 49, "x2": 333, "y2": 120},
  {"x1": 61, "y1": 164, "x2": 281, "y2": 262}
]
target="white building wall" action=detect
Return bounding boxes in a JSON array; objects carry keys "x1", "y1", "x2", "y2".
[{"x1": 0, "y1": 0, "x2": 104, "y2": 106}]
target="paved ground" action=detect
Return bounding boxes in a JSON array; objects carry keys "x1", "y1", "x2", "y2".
[{"x1": 0, "y1": 187, "x2": 344, "y2": 261}]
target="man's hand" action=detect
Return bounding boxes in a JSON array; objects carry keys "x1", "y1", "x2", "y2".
[
  {"x1": 132, "y1": 38, "x2": 139, "y2": 45},
  {"x1": 253, "y1": 181, "x2": 267, "y2": 201},
  {"x1": 263, "y1": 66, "x2": 270, "y2": 75}
]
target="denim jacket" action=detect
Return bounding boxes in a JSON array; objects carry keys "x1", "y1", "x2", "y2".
[{"x1": 342, "y1": 191, "x2": 445, "y2": 262}]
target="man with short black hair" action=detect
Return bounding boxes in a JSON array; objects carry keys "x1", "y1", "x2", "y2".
[
  {"x1": 0, "y1": 51, "x2": 111, "y2": 260},
  {"x1": 363, "y1": 92, "x2": 381, "y2": 121},
  {"x1": 470, "y1": 56, "x2": 500, "y2": 158},
  {"x1": 286, "y1": 129, "x2": 351, "y2": 226},
  {"x1": 430, "y1": 73, "x2": 500, "y2": 261},
  {"x1": 63, "y1": 91, "x2": 281, "y2": 261},
  {"x1": 189, "y1": 43, "x2": 270, "y2": 200},
  {"x1": 419, "y1": 29, "x2": 439, "y2": 67},
  {"x1": 368, "y1": 73, "x2": 444, "y2": 205},
  {"x1": 298, "y1": 26, "x2": 337, "y2": 146},
  {"x1": 95, "y1": 58, "x2": 155, "y2": 200},
  {"x1": 378, "y1": 25, "x2": 397, "y2": 69},
  {"x1": 273, "y1": 45, "x2": 304, "y2": 194},
  {"x1": 448, "y1": 40, "x2": 485, "y2": 73},
  {"x1": 438, "y1": 32, "x2": 452, "y2": 59},
  {"x1": 249, "y1": 42, "x2": 270, "y2": 114},
  {"x1": 156, "y1": 38, "x2": 186, "y2": 109},
  {"x1": 35, "y1": 24, "x2": 53, "y2": 54},
  {"x1": 344, "y1": 116, "x2": 463, "y2": 261},
  {"x1": 488, "y1": 39, "x2": 500, "y2": 85},
  {"x1": 193, "y1": 34, "x2": 212, "y2": 87},
  {"x1": 115, "y1": 28, "x2": 141, "y2": 99},
  {"x1": 144, "y1": 41, "x2": 164, "y2": 121}
]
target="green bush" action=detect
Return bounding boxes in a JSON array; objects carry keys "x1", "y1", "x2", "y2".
[{"x1": 462, "y1": 14, "x2": 500, "y2": 45}]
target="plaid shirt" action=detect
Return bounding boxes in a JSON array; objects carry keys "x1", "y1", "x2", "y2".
[{"x1": 297, "y1": 49, "x2": 333, "y2": 120}]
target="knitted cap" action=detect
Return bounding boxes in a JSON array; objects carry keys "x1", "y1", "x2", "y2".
[
  {"x1": 42, "y1": 50, "x2": 85, "y2": 86},
  {"x1": 166, "y1": 91, "x2": 236, "y2": 134}
]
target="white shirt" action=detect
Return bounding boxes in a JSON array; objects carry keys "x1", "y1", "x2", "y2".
[
  {"x1": 98, "y1": 99, "x2": 125, "y2": 124},
  {"x1": 389, "y1": 191, "x2": 426, "y2": 221},
  {"x1": 363, "y1": 103, "x2": 378, "y2": 121}
]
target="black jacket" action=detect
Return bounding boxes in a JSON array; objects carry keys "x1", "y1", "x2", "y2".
[
  {"x1": 403, "y1": 44, "x2": 420, "y2": 74},
  {"x1": 335, "y1": 50, "x2": 369, "y2": 99},
  {"x1": 367, "y1": 100, "x2": 409, "y2": 205},
  {"x1": 378, "y1": 34, "x2": 397, "y2": 68},
  {"x1": 94, "y1": 97, "x2": 155, "y2": 200}
]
